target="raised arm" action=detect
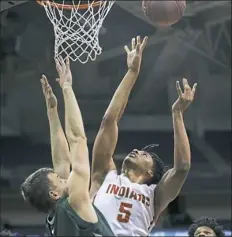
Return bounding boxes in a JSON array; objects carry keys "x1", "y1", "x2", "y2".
[
  {"x1": 154, "y1": 78, "x2": 197, "y2": 217},
  {"x1": 56, "y1": 58, "x2": 97, "y2": 222},
  {"x1": 91, "y1": 36, "x2": 148, "y2": 188},
  {"x1": 40, "y1": 75, "x2": 70, "y2": 179}
]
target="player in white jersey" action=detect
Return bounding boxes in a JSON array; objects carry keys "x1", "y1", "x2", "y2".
[{"x1": 90, "y1": 36, "x2": 198, "y2": 236}]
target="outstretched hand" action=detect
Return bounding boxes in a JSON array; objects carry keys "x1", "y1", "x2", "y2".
[
  {"x1": 172, "y1": 78, "x2": 197, "y2": 112},
  {"x1": 40, "y1": 75, "x2": 57, "y2": 109},
  {"x1": 124, "y1": 36, "x2": 148, "y2": 73},
  {"x1": 55, "y1": 56, "x2": 72, "y2": 88}
]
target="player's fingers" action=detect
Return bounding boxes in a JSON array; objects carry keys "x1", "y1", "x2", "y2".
[
  {"x1": 58, "y1": 56, "x2": 63, "y2": 63},
  {"x1": 65, "y1": 57, "x2": 70, "y2": 68},
  {"x1": 61, "y1": 58, "x2": 66, "y2": 69},
  {"x1": 42, "y1": 74, "x2": 49, "y2": 86},
  {"x1": 136, "y1": 43, "x2": 140, "y2": 54},
  {"x1": 124, "y1": 45, "x2": 130, "y2": 54},
  {"x1": 40, "y1": 77, "x2": 47, "y2": 94},
  {"x1": 141, "y1": 36, "x2": 148, "y2": 50},
  {"x1": 47, "y1": 86, "x2": 53, "y2": 95},
  {"x1": 137, "y1": 36, "x2": 141, "y2": 45},
  {"x1": 176, "y1": 81, "x2": 182, "y2": 97},
  {"x1": 131, "y1": 38, "x2": 135, "y2": 50},
  {"x1": 183, "y1": 78, "x2": 190, "y2": 90},
  {"x1": 192, "y1": 83, "x2": 197, "y2": 97},
  {"x1": 40, "y1": 76, "x2": 45, "y2": 85},
  {"x1": 55, "y1": 59, "x2": 62, "y2": 73},
  {"x1": 59, "y1": 56, "x2": 65, "y2": 70},
  {"x1": 40, "y1": 79, "x2": 45, "y2": 93},
  {"x1": 41, "y1": 75, "x2": 48, "y2": 90},
  {"x1": 56, "y1": 78, "x2": 60, "y2": 84},
  {"x1": 55, "y1": 58, "x2": 61, "y2": 67}
]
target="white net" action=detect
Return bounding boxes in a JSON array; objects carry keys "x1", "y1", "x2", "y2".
[{"x1": 39, "y1": 0, "x2": 115, "y2": 63}]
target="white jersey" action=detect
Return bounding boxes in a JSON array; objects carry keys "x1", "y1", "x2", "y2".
[{"x1": 93, "y1": 170, "x2": 156, "y2": 236}]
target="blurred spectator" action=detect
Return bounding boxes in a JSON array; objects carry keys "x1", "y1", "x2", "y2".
[{"x1": 0, "y1": 219, "x2": 13, "y2": 236}]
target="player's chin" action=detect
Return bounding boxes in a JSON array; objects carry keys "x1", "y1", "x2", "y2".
[
  {"x1": 125, "y1": 155, "x2": 134, "y2": 161},
  {"x1": 124, "y1": 156, "x2": 137, "y2": 166},
  {"x1": 62, "y1": 186, "x2": 69, "y2": 198}
]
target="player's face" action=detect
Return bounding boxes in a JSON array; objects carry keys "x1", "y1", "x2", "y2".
[
  {"x1": 48, "y1": 172, "x2": 68, "y2": 200},
  {"x1": 194, "y1": 226, "x2": 216, "y2": 237},
  {"x1": 123, "y1": 149, "x2": 154, "y2": 176}
]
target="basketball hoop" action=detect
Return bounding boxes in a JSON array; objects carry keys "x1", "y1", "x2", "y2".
[{"x1": 37, "y1": 0, "x2": 115, "y2": 64}]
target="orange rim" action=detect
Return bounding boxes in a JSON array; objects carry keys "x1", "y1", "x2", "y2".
[{"x1": 36, "y1": 0, "x2": 102, "y2": 10}]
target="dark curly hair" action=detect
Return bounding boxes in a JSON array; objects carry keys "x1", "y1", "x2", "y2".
[
  {"x1": 142, "y1": 144, "x2": 168, "y2": 185},
  {"x1": 188, "y1": 216, "x2": 225, "y2": 237},
  {"x1": 20, "y1": 167, "x2": 56, "y2": 213}
]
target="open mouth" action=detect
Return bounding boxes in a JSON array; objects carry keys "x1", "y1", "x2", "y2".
[{"x1": 128, "y1": 152, "x2": 136, "y2": 158}]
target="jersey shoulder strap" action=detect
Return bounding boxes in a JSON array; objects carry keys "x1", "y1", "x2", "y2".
[
  {"x1": 104, "y1": 170, "x2": 118, "y2": 182},
  {"x1": 147, "y1": 184, "x2": 157, "y2": 193}
]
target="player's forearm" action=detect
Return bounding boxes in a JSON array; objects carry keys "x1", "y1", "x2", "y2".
[
  {"x1": 92, "y1": 69, "x2": 139, "y2": 173},
  {"x1": 104, "y1": 69, "x2": 139, "y2": 122},
  {"x1": 62, "y1": 86, "x2": 86, "y2": 144},
  {"x1": 47, "y1": 108, "x2": 67, "y2": 148},
  {"x1": 172, "y1": 110, "x2": 191, "y2": 171},
  {"x1": 61, "y1": 87, "x2": 89, "y2": 179},
  {"x1": 47, "y1": 109, "x2": 71, "y2": 178}
]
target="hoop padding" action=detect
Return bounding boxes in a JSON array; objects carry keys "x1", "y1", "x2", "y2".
[{"x1": 38, "y1": 0, "x2": 115, "y2": 63}]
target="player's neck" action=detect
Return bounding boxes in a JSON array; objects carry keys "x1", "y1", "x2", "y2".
[{"x1": 123, "y1": 169, "x2": 144, "y2": 184}]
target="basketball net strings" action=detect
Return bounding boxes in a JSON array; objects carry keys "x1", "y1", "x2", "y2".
[{"x1": 42, "y1": 0, "x2": 115, "y2": 63}]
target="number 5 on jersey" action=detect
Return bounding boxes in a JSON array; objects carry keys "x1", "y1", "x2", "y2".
[{"x1": 117, "y1": 202, "x2": 132, "y2": 223}]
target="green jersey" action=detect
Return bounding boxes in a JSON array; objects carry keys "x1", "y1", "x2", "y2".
[{"x1": 46, "y1": 197, "x2": 114, "y2": 236}]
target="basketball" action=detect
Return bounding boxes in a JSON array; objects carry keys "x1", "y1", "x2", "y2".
[{"x1": 142, "y1": 0, "x2": 186, "y2": 27}]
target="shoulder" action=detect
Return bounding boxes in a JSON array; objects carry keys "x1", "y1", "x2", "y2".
[
  {"x1": 99, "y1": 170, "x2": 118, "y2": 184},
  {"x1": 99, "y1": 170, "x2": 118, "y2": 187},
  {"x1": 55, "y1": 196, "x2": 84, "y2": 220},
  {"x1": 90, "y1": 170, "x2": 118, "y2": 198},
  {"x1": 138, "y1": 183, "x2": 157, "y2": 196},
  {"x1": 56, "y1": 196, "x2": 68, "y2": 207},
  {"x1": 92, "y1": 169, "x2": 118, "y2": 186},
  {"x1": 105, "y1": 169, "x2": 118, "y2": 179},
  {"x1": 55, "y1": 196, "x2": 74, "y2": 213},
  {"x1": 148, "y1": 184, "x2": 157, "y2": 192}
]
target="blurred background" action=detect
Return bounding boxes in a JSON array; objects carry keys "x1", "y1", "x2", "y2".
[{"x1": 0, "y1": 0, "x2": 231, "y2": 236}]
